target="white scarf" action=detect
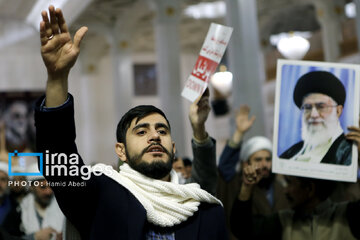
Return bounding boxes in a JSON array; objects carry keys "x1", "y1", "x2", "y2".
[
  {"x1": 91, "y1": 163, "x2": 222, "y2": 227},
  {"x1": 20, "y1": 193, "x2": 64, "y2": 234}
]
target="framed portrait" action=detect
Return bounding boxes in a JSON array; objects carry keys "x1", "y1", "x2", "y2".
[
  {"x1": 133, "y1": 64, "x2": 157, "y2": 96},
  {"x1": 272, "y1": 59, "x2": 359, "y2": 182},
  {"x1": 0, "y1": 91, "x2": 43, "y2": 172}
]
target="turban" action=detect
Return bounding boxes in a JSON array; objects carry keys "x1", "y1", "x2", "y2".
[
  {"x1": 26, "y1": 163, "x2": 45, "y2": 181},
  {"x1": 293, "y1": 71, "x2": 346, "y2": 108},
  {"x1": 0, "y1": 162, "x2": 8, "y2": 175},
  {"x1": 239, "y1": 136, "x2": 272, "y2": 162}
]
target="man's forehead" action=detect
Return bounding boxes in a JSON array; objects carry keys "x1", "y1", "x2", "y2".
[
  {"x1": 303, "y1": 93, "x2": 334, "y2": 103},
  {"x1": 130, "y1": 113, "x2": 169, "y2": 128}
]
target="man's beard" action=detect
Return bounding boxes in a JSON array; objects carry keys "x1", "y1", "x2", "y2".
[
  {"x1": 257, "y1": 172, "x2": 274, "y2": 189},
  {"x1": 126, "y1": 143, "x2": 174, "y2": 179},
  {"x1": 301, "y1": 109, "x2": 341, "y2": 146},
  {"x1": 35, "y1": 194, "x2": 53, "y2": 208}
]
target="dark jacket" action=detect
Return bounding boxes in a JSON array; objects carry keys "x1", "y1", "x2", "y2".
[
  {"x1": 231, "y1": 198, "x2": 360, "y2": 240},
  {"x1": 34, "y1": 94, "x2": 228, "y2": 240},
  {"x1": 280, "y1": 134, "x2": 353, "y2": 165}
]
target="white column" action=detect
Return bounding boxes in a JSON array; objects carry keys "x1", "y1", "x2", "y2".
[
  {"x1": 150, "y1": 0, "x2": 185, "y2": 154},
  {"x1": 354, "y1": 0, "x2": 360, "y2": 50},
  {"x1": 315, "y1": 0, "x2": 344, "y2": 61},
  {"x1": 76, "y1": 30, "x2": 118, "y2": 166},
  {"x1": 76, "y1": 48, "x2": 98, "y2": 165},
  {"x1": 108, "y1": 32, "x2": 134, "y2": 122},
  {"x1": 224, "y1": 0, "x2": 266, "y2": 137}
]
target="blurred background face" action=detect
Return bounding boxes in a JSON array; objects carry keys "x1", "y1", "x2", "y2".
[
  {"x1": 284, "y1": 176, "x2": 310, "y2": 209},
  {"x1": 0, "y1": 171, "x2": 8, "y2": 198},
  {"x1": 172, "y1": 158, "x2": 187, "y2": 184},
  {"x1": 248, "y1": 150, "x2": 272, "y2": 178},
  {"x1": 10, "y1": 175, "x2": 27, "y2": 195},
  {"x1": 5, "y1": 102, "x2": 29, "y2": 150},
  {"x1": 33, "y1": 180, "x2": 53, "y2": 208},
  {"x1": 172, "y1": 158, "x2": 185, "y2": 175}
]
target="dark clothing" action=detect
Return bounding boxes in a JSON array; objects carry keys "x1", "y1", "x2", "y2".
[
  {"x1": 34, "y1": 94, "x2": 228, "y2": 240},
  {"x1": 0, "y1": 196, "x2": 13, "y2": 225},
  {"x1": 0, "y1": 228, "x2": 21, "y2": 240},
  {"x1": 218, "y1": 144, "x2": 289, "y2": 214},
  {"x1": 280, "y1": 134, "x2": 353, "y2": 165},
  {"x1": 231, "y1": 198, "x2": 360, "y2": 240},
  {"x1": 218, "y1": 144, "x2": 240, "y2": 182},
  {"x1": 217, "y1": 143, "x2": 289, "y2": 240},
  {"x1": 190, "y1": 137, "x2": 218, "y2": 196}
]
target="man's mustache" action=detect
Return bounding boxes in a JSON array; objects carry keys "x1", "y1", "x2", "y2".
[
  {"x1": 140, "y1": 143, "x2": 170, "y2": 156},
  {"x1": 307, "y1": 119, "x2": 325, "y2": 124}
]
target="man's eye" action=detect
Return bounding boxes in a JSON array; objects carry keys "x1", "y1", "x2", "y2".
[
  {"x1": 158, "y1": 130, "x2": 167, "y2": 135},
  {"x1": 303, "y1": 104, "x2": 312, "y2": 110},
  {"x1": 315, "y1": 103, "x2": 326, "y2": 110},
  {"x1": 136, "y1": 131, "x2": 146, "y2": 135}
]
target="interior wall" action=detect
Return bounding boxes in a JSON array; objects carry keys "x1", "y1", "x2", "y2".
[{"x1": 0, "y1": 31, "x2": 251, "y2": 167}]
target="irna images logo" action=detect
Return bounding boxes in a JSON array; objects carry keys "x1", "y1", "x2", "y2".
[{"x1": 9, "y1": 150, "x2": 113, "y2": 181}]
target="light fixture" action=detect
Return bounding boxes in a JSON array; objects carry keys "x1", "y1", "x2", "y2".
[
  {"x1": 345, "y1": 2, "x2": 356, "y2": 18},
  {"x1": 276, "y1": 33, "x2": 310, "y2": 60},
  {"x1": 210, "y1": 65, "x2": 233, "y2": 96},
  {"x1": 184, "y1": 1, "x2": 226, "y2": 19}
]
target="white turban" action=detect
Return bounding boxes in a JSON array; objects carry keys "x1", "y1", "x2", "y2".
[
  {"x1": 26, "y1": 163, "x2": 45, "y2": 181},
  {"x1": 0, "y1": 162, "x2": 8, "y2": 175},
  {"x1": 239, "y1": 136, "x2": 272, "y2": 162}
]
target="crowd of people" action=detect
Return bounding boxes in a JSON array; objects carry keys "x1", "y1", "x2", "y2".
[{"x1": 0, "y1": 5, "x2": 359, "y2": 240}]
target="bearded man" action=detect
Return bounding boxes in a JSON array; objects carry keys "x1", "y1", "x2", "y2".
[
  {"x1": 34, "y1": 6, "x2": 227, "y2": 240},
  {"x1": 280, "y1": 71, "x2": 353, "y2": 165}
]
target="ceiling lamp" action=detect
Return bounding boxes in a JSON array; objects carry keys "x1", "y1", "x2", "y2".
[
  {"x1": 345, "y1": 2, "x2": 356, "y2": 18},
  {"x1": 184, "y1": 1, "x2": 226, "y2": 19},
  {"x1": 276, "y1": 33, "x2": 310, "y2": 60},
  {"x1": 210, "y1": 65, "x2": 233, "y2": 96}
]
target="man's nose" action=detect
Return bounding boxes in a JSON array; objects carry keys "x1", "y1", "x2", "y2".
[
  {"x1": 148, "y1": 129, "x2": 160, "y2": 142},
  {"x1": 259, "y1": 159, "x2": 269, "y2": 168},
  {"x1": 310, "y1": 105, "x2": 320, "y2": 118},
  {"x1": 43, "y1": 186, "x2": 53, "y2": 195}
]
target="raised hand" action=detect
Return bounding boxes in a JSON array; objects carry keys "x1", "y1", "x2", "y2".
[
  {"x1": 242, "y1": 162, "x2": 262, "y2": 186},
  {"x1": 346, "y1": 123, "x2": 360, "y2": 156},
  {"x1": 34, "y1": 227, "x2": 57, "y2": 240},
  {"x1": 235, "y1": 105, "x2": 256, "y2": 134},
  {"x1": 230, "y1": 105, "x2": 256, "y2": 146},
  {"x1": 40, "y1": 6, "x2": 88, "y2": 76},
  {"x1": 238, "y1": 162, "x2": 262, "y2": 201},
  {"x1": 189, "y1": 89, "x2": 211, "y2": 142}
]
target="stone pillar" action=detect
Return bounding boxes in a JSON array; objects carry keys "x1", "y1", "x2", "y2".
[
  {"x1": 224, "y1": 0, "x2": 266, "y2": 137},
  {"x1": 150, "y1": 0, "x2": 186, "y2": 154},
  {"x1": 76, "y1": 27, "x2": 118, "y2": 166},
  {"x1": 354, "y1": 0, "x2": 360, "y2": 50},
  {"x1": 108, "y1": 32, "x2": 134, "y2": 122},
  {"x1": 315, "y1": 0, "x2": 344, "y2": 61}
]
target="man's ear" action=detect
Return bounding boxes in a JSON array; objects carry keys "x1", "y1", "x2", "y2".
[
  {"x1": 115, "y1": 143, "x2": 127, "y2": 162},
  {"x1": 336, "y1": 105, "x2": 343, "y2": 118}
]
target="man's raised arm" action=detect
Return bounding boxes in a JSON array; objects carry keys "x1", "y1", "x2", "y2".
[
  {"x1": 188, "y1": 89, "x2": 218, "y2": 195},
  {"x1": 40, "y1": 5, "x2": 87, "y2": 107}
]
